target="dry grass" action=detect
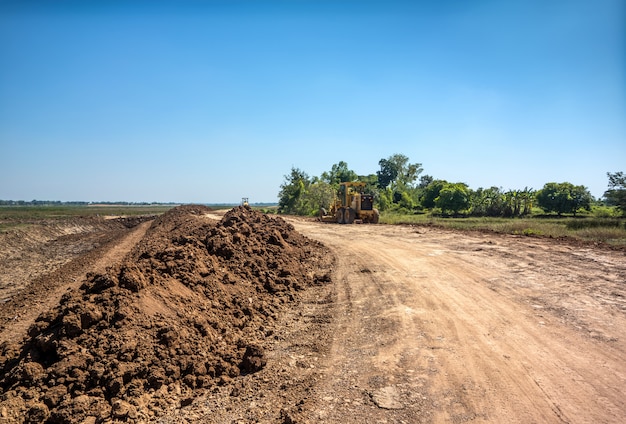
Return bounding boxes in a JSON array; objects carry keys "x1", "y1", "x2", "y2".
[{"x1": 380, "y1": 213, "x2": 626, "y2": 246}]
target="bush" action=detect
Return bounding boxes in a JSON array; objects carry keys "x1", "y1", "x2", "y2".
[{"x1": 592, "y1": 205, "x2": 618, "y2": 218}]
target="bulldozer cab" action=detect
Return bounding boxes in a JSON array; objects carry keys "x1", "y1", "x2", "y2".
[{"x1": 360, "y1": 194, "x2": 374, "y2": 211}]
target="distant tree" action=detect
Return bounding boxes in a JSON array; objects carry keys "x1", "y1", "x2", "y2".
[
  {"x1": 469, "y1": 186, "x2": 535, "y2": 217},
  {"x1": 396, "y1": 190, "x2": 415, "y2": 210},
  {"x1": 503, "y1": 190, "x2": 520, "y2": 217},
  {"x1": 358, "y1": 173, "x2": 379, "y2": 195},
  {"x1": 278, "y1": 167, "x2": 311, "y2": 214},
  {"x1": 376, "y1": 158, "x2": 399, "y2": 189},
  {"x1": 536, "y1": 183, "x2": 563, "y2": 215},
  {"x1": 520, "y1": 187, "x2": 536, "y2": 216},
  {"x1": 418, "y1": 174, "x2": 434, "y2": 189},
  {"x1": 359, "y1": 174, "x2": 378, "y2": 185},
  {"x1": 435, "y1": 183, "x2": 469, "y2": 215},
  {"x1": 536, "y1": 182, "x2": 592, "y2": 216},
  {"x1": 420, "y1": 180, "x2": 447, "y2": 209},
  {"x1": 321, "y1": 161, "x2": 357, "y2": 186},
  {"x1": 470, "y1": 187, "x2": 504, "y2": 216},
  {"x1": 307, "y1": 181, "x2": 336, "y2": 213},
  {"x1": 569, "y1": 185, "x2": 593, "y2": 216},
  {"x1": 376, "y1": 154, "x2": 422, "y2": 190},
  {"x1": 604, "y1": 171, "x2": 626, "y2": 214},
  {"x1": 376, "y1": 188, "x2": 393, "y2": 212},
  {"x1": 402, "y1": 161, "x2": 423, "y2": 189}
]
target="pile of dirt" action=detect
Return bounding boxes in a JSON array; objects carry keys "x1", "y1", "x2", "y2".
[{"x1": 0, "y1": 205, "x2": 332, "y2": 423}]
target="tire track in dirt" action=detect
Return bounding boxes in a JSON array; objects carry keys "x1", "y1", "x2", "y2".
[
  {"x1": 0, "y1": 221, "x2": 153, "y2": 345},
  {"x1": 287, "y1": 219, "x2": 626, "y2": 423}
]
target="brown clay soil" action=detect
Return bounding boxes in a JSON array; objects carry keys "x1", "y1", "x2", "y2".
[{"x1": 1, "y1": 206, "x2": 625, "y2": 423}]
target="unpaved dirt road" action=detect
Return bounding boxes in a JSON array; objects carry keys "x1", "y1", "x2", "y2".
[{"x1": 284, "y1": 219, "x2": 626, "y2": 423}]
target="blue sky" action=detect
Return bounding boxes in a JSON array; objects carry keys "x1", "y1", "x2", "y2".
[{"x1": 1, "y1": 0, "x2": 624, "y2": 203}]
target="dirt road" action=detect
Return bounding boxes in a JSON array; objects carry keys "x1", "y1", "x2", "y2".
[{"x1": 283, "y1": 219, "x2": 626, "y2": 423}]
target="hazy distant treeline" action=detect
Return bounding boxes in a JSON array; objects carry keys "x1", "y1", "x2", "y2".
[{"x1": 0, "y1": 200, "x2": 179, "y2": 206}]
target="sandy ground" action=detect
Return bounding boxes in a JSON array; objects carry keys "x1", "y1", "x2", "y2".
[
  {"x1": 1, "y1": 212, "x2": 625, "y2": 423},
  {"x1": 284, "y1": 219, "x2": 626, "y2": 423}
]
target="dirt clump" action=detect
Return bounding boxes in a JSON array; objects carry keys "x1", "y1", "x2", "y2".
[{"x1": 0, "y1": 205, "x2": 332, "y2": 423}]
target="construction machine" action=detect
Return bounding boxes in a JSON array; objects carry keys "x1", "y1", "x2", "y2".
[{"x1": 320, "y1": 182, "x2": 380, "y2": 224}]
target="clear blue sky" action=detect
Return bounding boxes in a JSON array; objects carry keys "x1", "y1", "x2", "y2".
[{"x1": 1, "y1": 0, "x2": 624, "y2": 203}]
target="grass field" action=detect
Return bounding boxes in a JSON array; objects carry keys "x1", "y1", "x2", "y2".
[
  {"x1": 0, "y1": 204, "x2": 176, "y2": 220},
  {"x1": 380, "y1": 212, "x2": 626, "y2": 246},
  {"x1": 0, "y1": 204, "x2": 178, "y2": 232}
]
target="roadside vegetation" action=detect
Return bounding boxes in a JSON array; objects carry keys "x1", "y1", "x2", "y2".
[
  {"x1": 278, "y1": 156, "x2": 626, "y2": 246},
  {"x1": 380, "y1": 212, "x2": 626, "y2": 246}
]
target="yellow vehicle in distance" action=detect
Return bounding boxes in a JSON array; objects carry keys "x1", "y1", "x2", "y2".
[{"x1": 320, "y1": 182, "x2": 379, "y2": 224}]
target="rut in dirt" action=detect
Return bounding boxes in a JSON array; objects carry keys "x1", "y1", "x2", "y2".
[{"x1": 0, "y1": 205, "x2": 333, "y2": 423}]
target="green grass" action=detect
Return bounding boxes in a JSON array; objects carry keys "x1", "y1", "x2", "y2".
[{"x1": 379, "y1": 212, "x2": 626, "y2": 246}]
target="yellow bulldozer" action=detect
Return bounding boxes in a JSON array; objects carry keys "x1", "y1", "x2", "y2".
[{"x1": 320, "y1": 182, "x2": 380, "y2": 224}]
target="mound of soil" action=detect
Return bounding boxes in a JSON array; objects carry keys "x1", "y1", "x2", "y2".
[{"x1": 0, "y1": 205, "x2": 332, "y2": 423}]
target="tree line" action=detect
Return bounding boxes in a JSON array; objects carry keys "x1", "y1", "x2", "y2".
[{"x1": 278, "y1": 154, "x2": 626, "y2": 217}]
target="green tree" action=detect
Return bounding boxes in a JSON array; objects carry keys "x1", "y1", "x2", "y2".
[
  {"x1": 376, "y1": 188, "x2": 394, "y2": 212},
  {"x1": 503, "y1": 190, "x2": 519, "y2": 217},
  {"x1": 536, "y1": 182, "x2": 592, "y2": 216},
  {"x1": 396, "y1": 191, "x2": 415, "y2": 210},
  {"x1": 321, "y1": 161, "x2": 357, "y2": 186},
  {"x1": 604, "y1": 171, "x2": 626, "y2": 214},
  {"x1": 570, "y1": 185, "x2": 593, "y2": 216},
  {"x1": 520, "y1": 187, "x2": 536, "y2": 216},
  {"x1": 536, "y1": 183, "x2": 562, "y2": 215},
  {"x1": 358, "y1": 173, "x2": 379, "y2": 195},
  {"x1": 278, "y1": 167, "x2": 311, "y2": 214},
  {"x1": 469, "y1": 186, "x2": 505, "y2": 216},
  {"x1": 420, "y1": 180, "x2": 447, "y2": 209},
  {"x1": 435, "y1": 183, "x2": 469, "y2": 215},
  {"x1": 306, "y1": 181, "x2": 336, "y2": 213},
  {"x1": 376, "y1": 158, "x2": 399, "y2": 189},
  {"x1": 376, "y1": 154, "x2": 422, "y2": 190},
  {"x1": 418, "y1": 174, "x2": 434, "y2": 189}
]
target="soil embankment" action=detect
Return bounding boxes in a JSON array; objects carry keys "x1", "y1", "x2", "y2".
[{"x1": 0, "y1": 206, "x2": 332, "y2": 423}]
